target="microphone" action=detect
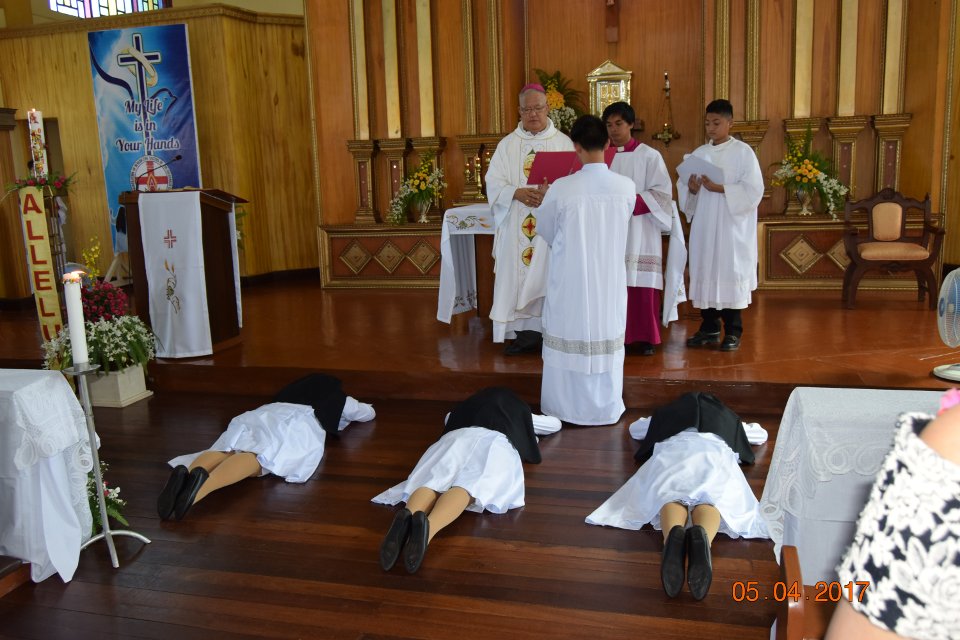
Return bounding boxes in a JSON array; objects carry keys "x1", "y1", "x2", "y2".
[{"x1": 137, "y1": 155, "x2": 183, "y2": 192}]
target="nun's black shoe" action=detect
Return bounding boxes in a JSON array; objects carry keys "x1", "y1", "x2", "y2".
[
  {"x1": 402, "y1": 511, "x2": 430, "y2": 574},
  {"x1": 157, "y1": 465, "x2": 188, "y2": 520},
  {"x1": 661, "y1": 525, "x2": 687, "y2": 598},
  {"x1": 379, "y1": 508, "x2": 412, "y2": 571},
  {"x1": 686, "y1": 525, "x2": 713, "y2": 600},
  {"x1": 174, "y1": 467, "x2": 209, "y2": 521}
]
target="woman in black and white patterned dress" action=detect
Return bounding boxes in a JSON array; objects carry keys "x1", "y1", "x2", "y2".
[{"x1": 826, "y1": 397, "x2": 960, "y2": 640}]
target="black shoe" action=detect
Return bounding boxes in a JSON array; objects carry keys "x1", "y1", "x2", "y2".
[
  {"x1": 719, "y1": 335, "x2": 741, "y2": 352},
  {"x1": 379, "y1": 508, "x2": 412, "y2": 571},
  {"x1": 158, "y1": 465, "x2": 188, "y2": 520},
  {"x1": 686, "y1": 525, "x2": 713, "y2": 600},
  {"x1": 686, "y1": 331, "x2": 721, "y2": 347},
  {"x1": 637, "y1": 342, "x2": 656, "y2": 356},
  {"x1": 660, "y1": 525, "x2": 687, "y2": 598},
  {"x1": 174, "y1": 467, "x2": 209, "y2": 521},
  {"x1": 402, "y1": 511, "x2": 430, "y2": 574},
  {"x1": 504, "y1": 330, "x2": 543, "y2": 355}
]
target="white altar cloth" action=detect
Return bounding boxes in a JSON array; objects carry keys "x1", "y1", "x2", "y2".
[
  {"x1": 0, "y1": 369, "x2": 93, "y2": 582},
  {"x1": 759, "y1": 386, "x2": 941, "y2": 583},
  {"x1": 437, "y1": 203, "x2": 495, "y2": 323}
]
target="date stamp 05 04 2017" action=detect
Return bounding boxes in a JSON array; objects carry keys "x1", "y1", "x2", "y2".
[{"x1": 731, "y1": 581, "x2": 871, "y2": 603}]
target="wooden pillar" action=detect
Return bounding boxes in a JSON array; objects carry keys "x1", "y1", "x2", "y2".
[
  {"x1": 827, "y1": 0, "x2": 868, "y2": 199},
  {"x1": 378, "y1": 138, "x2": 410, "y2": 202},
  {"x1": 0, "y1": 107, "x2": 30, "y2": 300},
  {"x1": 874, "y1": 0, "x2": 910, "y2": 191},
  {"x1": 346, "y1": 139, "x2": 378, "y2": 224}
]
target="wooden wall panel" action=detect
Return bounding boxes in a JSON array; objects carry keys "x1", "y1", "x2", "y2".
[
  {"x1": 900, "y1": 0, "x2": 944, "y2": 206},
  {"x1": 433, "y1": 0, "x2": 468, "y2": 202},
  {"x1": 728, "y1": 0, "x2": 747, "y2": 108},
  {"x1": 0, "y1": 125, "x2": 30, "y2": 298},
  {"x1": 0, "y1": 7, "x2": 314, "y2": 281},
  {"x1": 811, "y1": 0, "x2": 838, "y2": 119},
  {"x1": 527, "y1": 0, "x2": 705, "y2": 189},
  {"x1": 757, "y1": 0, "x2": 795, "y2": 213},
  {"x1": 306, "y1": 0, "x2": 356, "y2": 228},
  {"x1": 851, "y1": 4, "x2": 883, "y2": 200}
]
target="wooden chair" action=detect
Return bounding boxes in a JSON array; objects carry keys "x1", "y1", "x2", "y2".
[
  {"x1": 842, "y1": 188, "x2": 944, "y2": 309},
  {"x1": 775, "y1": 545, "x2": 836, "y2": 640}
]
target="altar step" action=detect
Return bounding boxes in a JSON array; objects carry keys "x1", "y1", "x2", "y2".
[
  {"x1": 148, "y1": 361, "x2": 797, "y2": 415},
  {"x1": 0, "y1": 557, "x2": 28, "y2": 599}
]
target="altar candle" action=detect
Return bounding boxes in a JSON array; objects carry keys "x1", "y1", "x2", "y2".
[{"x1": 63, "y1": 272, "x2": 88, "y2": 365}]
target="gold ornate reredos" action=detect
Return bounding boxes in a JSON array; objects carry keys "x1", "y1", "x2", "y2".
[{"x1": 586, "y1": 60, "x2": 633, "y2": 117}]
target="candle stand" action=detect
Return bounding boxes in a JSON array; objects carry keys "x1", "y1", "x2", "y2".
[{"x1": 67, "y1": 362, "x2": 150, "y2": 568}]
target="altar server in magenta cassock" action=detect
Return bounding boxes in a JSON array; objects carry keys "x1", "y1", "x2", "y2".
[
  {"x1": 158, "y1": 374, "x2": 375, "y2": 521},
  {"x1": 535, "y1": 114, "x2": 636, "y2": 426},
  {"x1": 373, "y1": 387, "x2": 561, "y2": 574},
  {"x1": 677, "y1": 99, "x2": 764, "y2": 352},
  {"x1": 485, "y1": 84, "x2": 574, "y2": 354},
  {"x1": 603, "y1": 101, "x2": 676, "y2": 356}
]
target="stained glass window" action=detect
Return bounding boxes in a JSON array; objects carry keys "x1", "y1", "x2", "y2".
[{"x1": 49, "y1": 0, "x2": 169, "y2": 19}]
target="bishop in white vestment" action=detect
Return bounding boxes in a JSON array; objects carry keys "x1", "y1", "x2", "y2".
[
  {"x1": 676, "y1": 100, "x2": 764, "y2": 351},
  {"x1": 536, "y1": 115, "x2": 635, "y2": 425},
  {"x1": 485, "y1": 84, "x2": 573, "y2": 348}
]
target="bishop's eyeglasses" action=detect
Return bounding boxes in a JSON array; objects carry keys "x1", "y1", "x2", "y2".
[{"x1": 520, "y1": 105, "x2": 548, "y2": 115}]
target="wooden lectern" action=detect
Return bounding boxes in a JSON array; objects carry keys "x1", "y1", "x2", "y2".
[{"x1": 120, "y1": 189, "x2": 247, "y2": 354}]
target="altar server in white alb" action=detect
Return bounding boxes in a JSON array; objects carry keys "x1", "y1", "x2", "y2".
[
  {"x1": 586, "y1": 392, "x2": 770, "y2": 601},
  {"x1": 536, "y1": 115, "x2": 636, "y2": 425},
  {"x1": 677, "y1": 99, "x2": 764, "y2": 352},
  {"x1": 373, "y1": 387, "x2": 561, "y2": 574},
  {"x1": 603, "y1": 101, "x2": 679, "y2": 356},
  {"x1": 485, "y1": 83, "x2": 574, "y2": 354},
  {"x1": 158, "y1": 374, "x2": 375, "y2": 521}
]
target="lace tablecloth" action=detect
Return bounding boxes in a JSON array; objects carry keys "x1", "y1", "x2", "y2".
[
  {"x1": 437, "y1": 203, "x2": 495, "y2": 323},
  {"x1": 0, "y1": 369, "x2": 93, "y2": 582},
  {"x1": 759, "y1": 386, "x2": 941, "y2": 582}
]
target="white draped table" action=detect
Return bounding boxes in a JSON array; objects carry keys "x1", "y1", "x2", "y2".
[
  {"x1": 0, "y1": 369, "x2": 93, "y2": 582},
  {"x1": 759, "y1": 386, "x2": 941, "y2": 583},
  {"x1": 437, "y1": 203, "x2": 495, "y2": 323}
]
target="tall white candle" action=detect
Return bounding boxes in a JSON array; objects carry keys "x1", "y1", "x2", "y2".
[{"x1": 63, "y1": 272, "x2": 88, "y2": 365}]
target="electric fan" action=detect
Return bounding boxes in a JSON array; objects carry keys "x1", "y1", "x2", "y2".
[{"x1": 933, "y1": 268, "x2": 960, "y2": 381}]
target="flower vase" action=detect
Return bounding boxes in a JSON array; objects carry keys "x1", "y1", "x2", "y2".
[
  {"x1": 414, "y1": 199, "x2": 431, "y2": 224},
  {"x1": 87, "y1": 365, "x2": 153, "y2": 407},
  {"x1": 795, "y1": 188, "x2": 814, "y2": 216}
]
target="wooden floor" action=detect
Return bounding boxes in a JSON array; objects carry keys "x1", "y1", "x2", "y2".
[{"x1": 0, "y1": 277, "x2": 950, "y2": 638}]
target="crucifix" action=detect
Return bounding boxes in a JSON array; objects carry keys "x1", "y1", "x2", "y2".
[
  {"x1": 605, "y1": 0, "x2": 619, "y2": 43},
  {"x1": 117, "y1": 33, "x2": 163, "y2": 143}
]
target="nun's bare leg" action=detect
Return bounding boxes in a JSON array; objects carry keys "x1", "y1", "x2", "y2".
[
  {"x1": 659, "y1": 501, "x2": 689, "y2": 542},
  {"x1": 425, "y1": 487, "x2": 471, "y2": 543},
  {"x1": 405, "y1": 487, "x2": 439, "y2": 514},
  {"x1": 691, "y1": 504, "x2": 721, "y2": 545},
  {"x1": 193, "y1": 452, "x2": 262, "y2": 504}
]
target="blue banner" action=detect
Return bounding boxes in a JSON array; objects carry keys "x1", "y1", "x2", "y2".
[{"x1": 88, "y1": 24, "x2": 202, "y2": 253}]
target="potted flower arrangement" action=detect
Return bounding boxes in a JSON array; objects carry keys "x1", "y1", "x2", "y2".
[
  {"x1": 88, "y1": 461, "x2": 128, "y2": 533},
  {"x1": 43, "y1": 239, "x2": 156, "y2": 407},
  {"x1": 771, "y1": 128, "x2": 849, "y2": 217},
  {"x1": 534, "y1": 68, "x2": 586, "y2": 134},
  {"x1": 387, "y1": 153, "x2": 446, "y2": 225}
]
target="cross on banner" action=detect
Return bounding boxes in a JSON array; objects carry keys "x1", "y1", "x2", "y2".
[
  {"x1": 136, "y1": 160, "x2": 170, "y2": 191},
  {"x1": 117, "y1": 32, "x2": 162, "y2": 137},
  {"x1": 163, "y1": 229, "x2": 177, "y2": 248}
]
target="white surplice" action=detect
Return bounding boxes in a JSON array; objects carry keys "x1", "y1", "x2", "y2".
[
  {"x1": 536, "y1": 163, "x2": 635, "y2": 425},
  {"x1": 610, "y1": 144, "x2": 673, "y2": 289},
  {"x1": 485, "y1": 120, "x2": 573, "y2": 342},
  {"x1": 676, "y1": 137, "x2": 764, "y2": 309}
]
